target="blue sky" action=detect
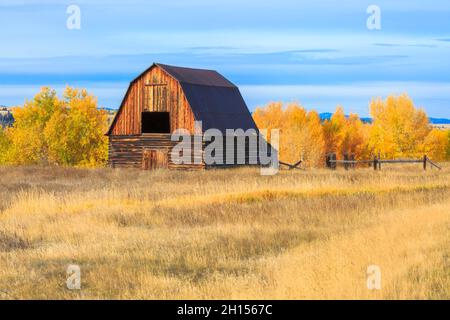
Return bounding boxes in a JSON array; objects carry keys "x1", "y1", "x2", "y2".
[{"x1": 1, "y1": 0, "x2": 450, "y2": 117}]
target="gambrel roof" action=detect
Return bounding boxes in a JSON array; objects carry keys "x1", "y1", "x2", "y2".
[{"x1": 107, "y1": 63, "x2": 257, "y2": 135}]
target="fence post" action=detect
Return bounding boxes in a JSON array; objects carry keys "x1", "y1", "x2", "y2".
[
  {"x1": 423, "y1": 155, "x2": 427, "y2": 171},
  {"x1": 378, "y1": 152, "x2": 381, "y2": 170},
  {"x1": 373, "y1": 156, "x2": 378, "y2": 171},
  {"x1": 344, "y1": 153, "x2": 348, "y2": 170}
]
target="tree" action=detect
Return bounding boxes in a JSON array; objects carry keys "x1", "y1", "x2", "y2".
[
  {"x1": 323, "y1": 107, "x2": 369, "y2": 159},
  {"x1": 422, "y1": 129, "x2": 448, "y2": 161},
  {"x1": 0, "y1": 126, "x2": 11, "y2": 164},
  {"x1": 368, "y1": 94, "x2": 431, "y2": 158},
  {"x1": 44, "y1": 87, "x2": 108, "y2": 167},
  {"x1": 280, "y1": 103, "x2": 307, "y2": 164},
  {"x1": 341, "y1": 114, "x2": 370, "y2": 159},
  {"x1": 6, "y1": 87, "x2": 59, "y2": 164},
  {"x1": 253, "y1": 102, "x2": 284, "y2": 143},
  {"x1": 446, "y1": 130, "x2": 450, "y2": 160},
  {"x1": 304, "y1": 110, "x2": 326, "y2": 167},
  {"x1": 323, "y1": 106, "x2": 346, "y2": 155},
  {"x1": 253, "y1": 102, "x2": 325, "y2": 167},
  {"x1": 2, "y1": 86, "x2": 108, "y2": 167}
]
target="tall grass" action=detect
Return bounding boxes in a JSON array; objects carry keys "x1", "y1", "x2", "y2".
[{"x1": 0, "y1": 165, "x2": 449, "y2": 299}]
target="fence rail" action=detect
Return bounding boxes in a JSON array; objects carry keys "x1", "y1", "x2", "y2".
[
  {"x1": 326, "y1": 154, "x2": 442, "y2": 171},
  {"x1": 279, "y1": 159, "x2": 303, "y2": 170}
]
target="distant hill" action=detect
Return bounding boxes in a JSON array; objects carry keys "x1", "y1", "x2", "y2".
[
  {"x1": 319, "y1": 112, "x2": 372, "y2": 123},
  {"x1": 318, "y1": 112, "x2": 333, "y2": 120},
  {"x1": 319, "y1": 112, "x2": 449, "y2": 125},
  {"x1": 99, "y1": 107, "x2": 117, "y2": 112},
  {"x1": 429, "y1": 117, "x2": 450, "y2": 124}
]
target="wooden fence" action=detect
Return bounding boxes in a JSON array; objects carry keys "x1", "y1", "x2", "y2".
[
  {"x1": 326, "y1": 153, "x2": 442, "y2": 171},
  {"x1": 279, "y1": 159, "x2": 303, "y2": 170}
]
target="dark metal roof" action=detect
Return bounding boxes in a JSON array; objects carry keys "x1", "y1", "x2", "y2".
[
  {"x1": 156, "y1": 63, "x2": 236, "y2": 88},
  {"x1": 107, "y1": 63, "x2": 257, "y2": 135},
  {"x1": 179, "y1": 82, "x2": 257, "y2": 132}
]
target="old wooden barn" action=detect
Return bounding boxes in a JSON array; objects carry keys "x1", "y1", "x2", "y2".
[{"x1": 107, "y1": 63, "x2": 262, "y2": 170}]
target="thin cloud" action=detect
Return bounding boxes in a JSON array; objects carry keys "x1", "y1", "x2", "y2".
[{"x1": 373, "y1": 43, "x2": 437, "y2": 48}]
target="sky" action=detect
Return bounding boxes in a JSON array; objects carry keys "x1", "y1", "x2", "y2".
[{"x1": 1, "y1": 0, "x2": 450, "y2": 117}]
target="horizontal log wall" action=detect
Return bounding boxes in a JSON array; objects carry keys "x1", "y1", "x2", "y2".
[
  {"x1": 109, "y1": 134, "x2": 267, "y2": 170},
  {"x1": 204, "y1": 135, "x2": 263, "y2": 169},
  {"x1": 109, "y1": 134, "x2": 205, "y2": 170}
]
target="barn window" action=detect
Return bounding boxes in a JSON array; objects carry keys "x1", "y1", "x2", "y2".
[{"x1": 141, "y1": 112, "x2": 170, "y2": 133}]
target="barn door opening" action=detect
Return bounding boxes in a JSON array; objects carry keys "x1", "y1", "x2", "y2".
[
  {"x1": 142, "y1": 149, "x2": 169, "y2": 170},
  {"x1": 141, "y1": 112, "x2": 170, "y2": 133}
]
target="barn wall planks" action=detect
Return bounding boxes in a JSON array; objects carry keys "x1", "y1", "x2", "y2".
[
  {"x1": 110, "y1": 65, "x2": 196, "y2": 136},
  {"x1": 109, "y1": 134, "x2": 263, "y2": 169},
  {"x1": 109, "y1": 134, "x2": 205, "y2": 170}
]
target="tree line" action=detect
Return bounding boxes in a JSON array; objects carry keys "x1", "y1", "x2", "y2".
[
  {"x1": 253, "y1": 94, "x2": 450, "y2": 167},
  {"x1": 0, "y1": 88, "x2": 449, "y2": 167}
]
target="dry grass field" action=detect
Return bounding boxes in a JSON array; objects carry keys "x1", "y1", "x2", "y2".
[{"x1": 0, "y1": 165, "x2": 449, "y2": 299}]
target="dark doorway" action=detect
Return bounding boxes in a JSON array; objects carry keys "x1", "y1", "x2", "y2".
[{"x1": 141, "y1": 112, "x2": 170, "y2": 133}]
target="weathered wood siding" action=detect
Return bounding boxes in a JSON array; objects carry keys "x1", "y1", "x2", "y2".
[
  {"x1": 109, "y1": 134, "x2": 263, "y2": 169},
  {"x1": 109, "y1": 134, "x2": 205, "y2": 170},
  {"x1": 110, "y1": 66, "x2": 196, "y2": 135}
]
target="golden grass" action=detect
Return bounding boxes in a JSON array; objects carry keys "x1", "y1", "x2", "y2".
[{"x1": 0, "y1": 164, "x2": 449, "y2": 299}]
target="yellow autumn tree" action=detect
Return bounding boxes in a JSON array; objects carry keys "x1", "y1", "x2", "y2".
[
  {"x1": 422, "y1": 128, "x2": 449, "y2": 161},
  {"x1": 253, "y1": 102, "x2": 325, "y2": 167},
  {"x1": 368, "y1": 94, "x2": 431, "y2": 158},
  {"x1": 280, "y1": 103, "x2": 307, "y2": 164},
  {"x1": 252, "y1": 102, "x2": 284, "y2": 143},
  {"x1": 5, "y1": 87, "x2": 59, "y2": 164},
  {"x1": 340, "y1": 114, "x2": 370, "y2": 159},
  {"x1": 447, "y1": 130, "x2": 450, "y2": 159},
  {"x1": 323, "y1": 106, "x2": 346, "y2": 156},
  {"x1": 303, "y1": 110, "x2": 326, "y2": 167},
  {"x1": 44, "y1": 87, "x2": 108, "y2": 167},
  {"x1": 0, "y1": 126, "x2": 11, "y2": 164},
  {"x1": 3, "y1": 86, "x2": 108, "y2": 167},
  {"x1": 323, "y1": 107, "x2": 369, "y2": 159}
]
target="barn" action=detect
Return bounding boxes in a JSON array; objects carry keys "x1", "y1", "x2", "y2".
[{"x1": 107, "y1": 63, "x2": 263, "y2": 170}]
